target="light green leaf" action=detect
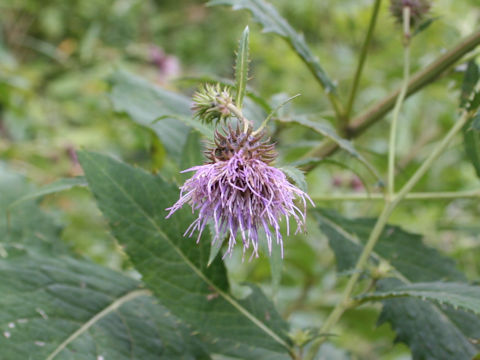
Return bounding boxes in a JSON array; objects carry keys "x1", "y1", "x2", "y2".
[
  {"x1": 279, "y1": 165, "x2": 307, "y2": 192},
  {"x1": 358, "y1": 282, "x2": 480, "y2": 316},
  {"x1": 208, "y1": 0, "x2": 336, "y2": 93},
  {"x1": 109, "y1": 70, "x2": 191, "y2": 161},
  {"x1": 280, "y1": 116, "x2": 382, "y2": 184},
  {"x1": 235, "y1": 26, "x2": 250, "y2": 109},
  {"x1": 7, "y1": 176, "x2": 87, "y2": 211},
  {"x1": 0, "y1": 252, "x2": 209, "y2": 360},
  {"x1": 464, "y1": 115, "x2": 480, "y2": 178},
  {"x1": 78, "y1": 151, "x2": 293, "y2": 359}
]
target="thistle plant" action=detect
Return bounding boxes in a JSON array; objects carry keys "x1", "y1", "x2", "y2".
[{"x1": 167, "y1": 87, "x2": 312, "y2": 259}]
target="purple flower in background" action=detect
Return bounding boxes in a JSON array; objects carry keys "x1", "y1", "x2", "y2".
[{"x1": 166, "y1": 126, "x2": 313, "y2": 259}]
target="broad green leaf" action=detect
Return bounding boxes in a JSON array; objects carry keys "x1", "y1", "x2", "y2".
[
  {"x1": 315, "y1": 210, "x2": 480, "y2": 359},
  {"x1": 0, "y1": 252, "x2": 209, "y2": 360},
  {"x1": 7, "y1": 176, "x2": 87, "y2": 211},
  {"x1": 280, "y1": 116, "x2": 382, "y2": 184},
  {"x1": 234, "y1": 26, "x2": 250, "y2": 109},
  {"x1": 78, "y1": 151, "x2": 293, "y2": 359},
  {"x1": 109, "y1": 70, "x2": 191, "y2": 161},
  {"x1": 376, "y1": 279, "x2": 480, "y2": 360},
  {"x1": 208, "y1": 0, "x2": 336, "y2": 93},
  {"x1": 358, "y1": 282, "x2": 480, "y2": 316}
]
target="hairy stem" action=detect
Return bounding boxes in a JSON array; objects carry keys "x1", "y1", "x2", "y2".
[
  {"x1": 344, "y1": 0, "x2": 383, "y2": 122},
  {"x1": 388, "y1": 7, "x2": 411, "y2": 196},
  {"x1": 226, "y1": 103, "x2": 251, "y2": 132}
]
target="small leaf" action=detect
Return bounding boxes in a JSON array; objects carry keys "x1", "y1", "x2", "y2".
[
  {"x1": 279, "y1": 165, "x2": 307, "y2": 192},
  {"x1": 412, "y1": 16, "x2": 439, "y2": 37},
  {"x1": 208, "y1": 0, "x2": 336, "y2": 93},
  {"x1": 235, "y1": 26, "x2": 250, "y2": 109},
  {"x1": 463, "y1": 114, "x2": 480, "y2": 178}
]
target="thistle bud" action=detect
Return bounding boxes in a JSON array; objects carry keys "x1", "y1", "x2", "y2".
[
  {"x1": 191, "y1": 84, "x2": 233, "y2": 124},
  {"x1": 389, "y1": 0, "x2": 431, "y2": 27}
]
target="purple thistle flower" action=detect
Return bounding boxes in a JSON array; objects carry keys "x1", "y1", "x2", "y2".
[{"x1": 166, "y1": 126, "x2": 313, "y2": 259}]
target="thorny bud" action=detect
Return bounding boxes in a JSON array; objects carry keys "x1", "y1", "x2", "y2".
[
  {"x1": 192, "y1": 84, "x2": 233, "y2": 124},
  {"x1": 389, "y1": 0, "x2": 431, "y2": 27}
]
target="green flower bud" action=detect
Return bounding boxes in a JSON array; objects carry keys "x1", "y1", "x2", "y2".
[{"x1": 192, "y1": 84, "x2": 233, "y2": 124}]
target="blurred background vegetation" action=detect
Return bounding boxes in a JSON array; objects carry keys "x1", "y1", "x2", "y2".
[{"x1": 1, "y1": 0, "x2": 479, "y2": 358}]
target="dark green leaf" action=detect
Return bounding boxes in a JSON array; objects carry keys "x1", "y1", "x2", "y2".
[
  {"x1": 376, "y1": 279, "x2": 479, "y2": 360},
  {"x1": 235, "y1": 26, "x2": 250, "y2": 109},
  {"x1": 412, "y1": 17, "x2": 439, "y2": 37},
  {"x1": 0, "y1": 252, "x2": 209, "y2": 360},
  {"x1": 208, "y1": 0, "x2": 336, "y2": 93},
  {"x1": 180, "y1": 130, "x2": 206, "y2": 180},
  {"x1": 109, "y1": 70, "x2": 191, "y2": 161},
  {"x1": 78, "y1": 151, "x2": 292, "y2": 359},
  {"x1": 315, "y1": 210, "x2": 479, "y2": 359}
]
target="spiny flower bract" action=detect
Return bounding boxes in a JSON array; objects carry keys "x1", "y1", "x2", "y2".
[{"x1": 166, "y1": 125, "x2": 312, "y2": 259}]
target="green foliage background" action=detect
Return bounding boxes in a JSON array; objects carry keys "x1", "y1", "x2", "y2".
[{"x1": 1, "y1": 0, "x2": 479, "y2": 359}]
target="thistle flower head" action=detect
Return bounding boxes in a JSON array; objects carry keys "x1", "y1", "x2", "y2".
[
  {"x1": 166, "y1": 125, "x2": 313, "y2": 259},
  {"x1": 390, "y1": 0, "x2": 431, "y2": 26},
  {"x1": 192, "y1": 84, "x2": 233, "y2": 124}
]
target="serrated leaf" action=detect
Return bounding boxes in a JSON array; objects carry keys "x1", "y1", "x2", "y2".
[
  {"x1": 376, "y1": 279, "x2": 480, "y2": 360},
  {"x1": 0, "y1": 252, "x2": 209, "y2": 360},
  {"x1": 235, "y1": 26, "x2": 250, "y2": 109},
  {"x1": 78, "y1": 151, "x2": 292, "y2": 359},
  {"x1": 279, "y1": 165, "x2": 307, "y2": 192},
  {"x1": 109, "y1": 70, "x2": 192, "y2": 161},
  {"x1": 358, "y1": 281, "x2": 480, "y2": 316},
  {"x1": 279, "y1": 116, "x2": 382, "y2": 184},
  {"x1": 7, "y1": 176, "x2": 87, "y2": 211},
  {"x1": 315, "y1": 210, "x2": 480, "y2": 359},
  {"x1": 208, "y1": 0, "x2": 336, "y2": 93}
]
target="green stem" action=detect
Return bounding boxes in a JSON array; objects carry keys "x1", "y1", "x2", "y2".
[
  {"x1": 388, "y1": 7, "x2": 411, "y2": 196},
  {"x1": 226, "y1": 103, "x2": 251, "y2": 132},
  {"x1": 311, "y1": 189, "x2": 480, "y2": 202},
  {"x1": 305, "y1": 105, "x2": 472, "y2": 360},
  {"x1": 344, "y1": 0, "x2": 382, "y2": 122},
  {"x1": 301, "y1": 30, "x2": 480, "y2": 172}
]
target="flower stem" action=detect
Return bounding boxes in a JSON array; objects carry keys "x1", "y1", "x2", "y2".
[
  {"x1": 344, "y1": 0, "x2": 382, "y2": 123},
  {"x1": 226, "y1": 103, "x2": 251, "y2": 132},
  {"x1": 388, "y1": 7, "x2": 411, "y2": 196}
]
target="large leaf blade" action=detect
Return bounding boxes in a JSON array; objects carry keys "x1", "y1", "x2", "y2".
[
  {"x1": 78, "y1": 151, "x2": 292, "y2": 359},
  {"x1": 0, "y1": 252, "x2": 209, "y2": 360}
]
